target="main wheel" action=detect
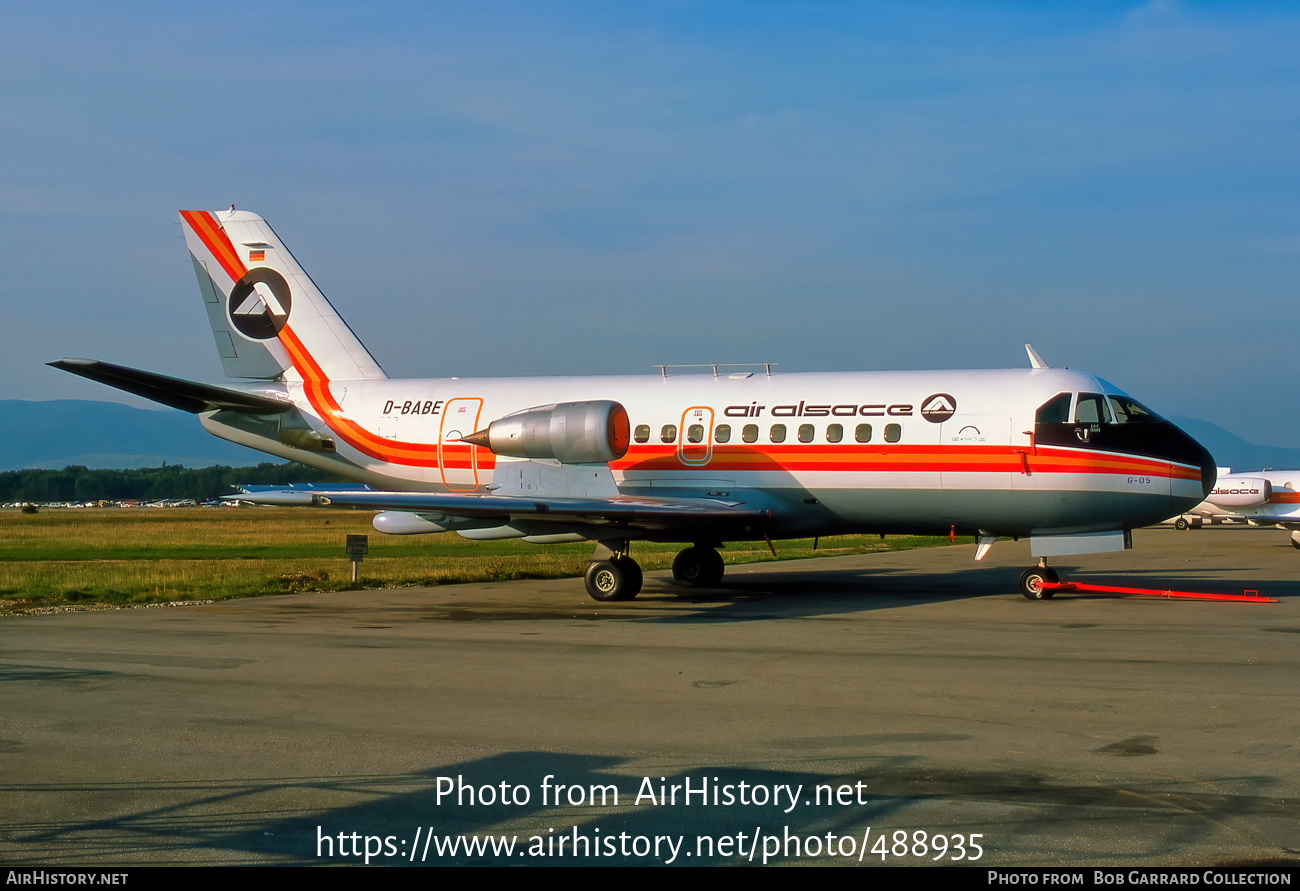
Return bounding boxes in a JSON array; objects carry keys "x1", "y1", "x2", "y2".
[
  {"x1": 1019, "y1": 566, "x2": 1059, "y2": 601},
  {"x1": 672, "y1": 546, "x2": 725, "y2": 588},
  {"x1": 1174, "y1": 517, "x2": 1189, "y2": 531},
  {"x1": 584, "y1": 558, "x2": 642, "y2": 602},
  {"x1": 612, "y1": 556, "x2": 642, "y2": 597}
]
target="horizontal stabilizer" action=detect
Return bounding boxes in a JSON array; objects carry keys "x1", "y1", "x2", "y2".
[{"x1": 48, "y1": 358, "x2": 293, "y2": 415}]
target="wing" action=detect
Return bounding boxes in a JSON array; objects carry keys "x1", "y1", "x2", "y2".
[
  {"x1": 1237, "y1": 514, "x2": 1300, "y2": 529},
  {"x1": 1191, "y1": 506, "x2": 1300, "y2": 529},
  {"x1": 227, "y1": 487, "x2": 772, "y2": 537}
]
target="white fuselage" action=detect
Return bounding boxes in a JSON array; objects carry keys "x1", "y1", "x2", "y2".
[{"x1": 202, "y1": 365, "x2": 1211, "y2": 541}]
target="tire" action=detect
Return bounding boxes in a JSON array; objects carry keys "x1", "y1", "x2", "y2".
[
  {"x1": 1174, "y1": 517, "x2": 1189, "y2": 531},
  {"x1": 672, "y1": 547, "x2": 725, "y2": 588},
  {"x1": 613, "y1": 556, "x2": 643, "y2": 598},
  {"x1": 585, "y1": 559, "x2": 641, "y2": 602},
  {"x1": 1019, "y1": 566, "x2": 1059, "y2": 601}
]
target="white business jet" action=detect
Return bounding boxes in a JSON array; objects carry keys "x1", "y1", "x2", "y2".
[
  {"x1": 51, "y1": 209, "x2": 1215, "y2": 602},
  {"x1": 1174, "y1": 470, "x2": 1300, "y2": 547}
]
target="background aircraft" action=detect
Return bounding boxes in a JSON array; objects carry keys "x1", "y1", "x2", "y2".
[
  {"x1": 52, "y1": 209, "x2": 1215, "y2": 602},
  {"x1": 1173, "y1": 470, "x2": 1300, "y2": 548}
]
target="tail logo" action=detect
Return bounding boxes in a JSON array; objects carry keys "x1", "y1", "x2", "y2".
[{"x1": 228, "y1": 267, "x2": 292, "y2": 340}]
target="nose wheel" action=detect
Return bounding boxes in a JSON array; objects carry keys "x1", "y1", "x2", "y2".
[{"x1": 1019, "y1": 563, "x2": 1059, "y2": 600}]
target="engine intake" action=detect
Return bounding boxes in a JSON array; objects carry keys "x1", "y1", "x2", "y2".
[{"x1": 463, "y1": 400, "x2": 630, "y2": 465}]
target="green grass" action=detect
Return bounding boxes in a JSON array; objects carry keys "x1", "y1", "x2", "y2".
[{"x1": 0, "y1": 507, "x2": 970, "y2": 612}]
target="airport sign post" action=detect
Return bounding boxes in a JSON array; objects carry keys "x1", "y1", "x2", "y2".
[{"x1": 346, "y1": 534, "x2": 368, "y2": 582}]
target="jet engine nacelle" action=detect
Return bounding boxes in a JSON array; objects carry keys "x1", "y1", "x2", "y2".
[
  {"x1": 465, "y1": 400, "x2": 630, "y2": 465},
  {"x1": 1206, "y1": 476, "x2": 1272, "y2": 508}
]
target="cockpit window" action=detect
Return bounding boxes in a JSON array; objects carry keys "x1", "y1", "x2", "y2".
[
  {"x1": 1075, "y1": 393, "x2": 1108, "y2": 424},
  {"x1": 1108, "y1": 395, "x2": 1162, "y2": 424},
  {"x1": 1035, "y1": 393, "x2": 1072, "y2": 425}
]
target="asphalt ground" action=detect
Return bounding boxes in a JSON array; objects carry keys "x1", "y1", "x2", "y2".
[{"x1": 1, "y1": 526, "x2": 1296, "y2": 867}]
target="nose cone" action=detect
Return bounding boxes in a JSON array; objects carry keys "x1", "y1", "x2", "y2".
[
  {"x1": 1167, "y1": 421, "x2": 1217, "y2": 503},
  {"x1": 1197, "y1": 443, "x2": 1218, "y2": 500}
]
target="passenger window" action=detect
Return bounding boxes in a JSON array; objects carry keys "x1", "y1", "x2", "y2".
[
  {"x1": 855, "y1": 424, "x2": 872, "y2": 443},
  {"x1": 1035, "y1": 393, "x2": 1072, "y2": 425},
  {"x1": 633, "y1": 424, "x2": 650, "y2": 444},
  {"x1": 827, "y1": 424, "x2": 843, "y2": 443},
  {"x1": 660, "y1": 425, "x2": 677, "y2": 443},
  {"x1": 884, "y1": 423, "x2": 901, "y2": 443},
  {"x1": 714, "y1": 424, "x2": 731, "y2": 443},
  {"x1": 1075, "y1": 393, "x2": 1107, "y2": 424},
  {"x1": 770, "y1": 424, "x2": 787, "y2": 443},
  {"x1": 798, "y1": 424, "x2": 814, "y2": 443},
  {"x1": 742, "y1": 424, "x2": 758, "y2": 443},
  {"x1": 687, "y1": 424, "x2": 704, "y2": 443}
]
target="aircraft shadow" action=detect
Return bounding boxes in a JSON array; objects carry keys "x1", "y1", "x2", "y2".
[{"x1": 631, "y1": 563, "x2": 1013, "y2": 624}]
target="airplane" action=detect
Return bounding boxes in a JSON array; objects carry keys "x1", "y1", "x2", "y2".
[
  {"x1": 1172, "y1": 469, "x2": 1300, "y2": 547},
  {"x1": 50, "y1": 208, "x2": 1216, "y2": 603}
]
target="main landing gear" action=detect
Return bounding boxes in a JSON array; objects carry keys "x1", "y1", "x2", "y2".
[
  {"x1": 671, "y1": 546, "x2": 725, "y2": 589},
  {"x1": 1018, "y1": 558, "x2": 1059, "y2": 601},
  {"x1": 583, "y1": 540, "x2": 644, "y2": 602},
  {"x1": 584, "y1": 556, "x2": 643, "y2": 602},
  {"x1": 582, "y1": 542, "x2": 727, "y2": 602}
]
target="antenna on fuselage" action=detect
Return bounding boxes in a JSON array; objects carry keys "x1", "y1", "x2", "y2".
[{"x1": 1025, "y1": 344, "x2": 1049, "y2": 369}]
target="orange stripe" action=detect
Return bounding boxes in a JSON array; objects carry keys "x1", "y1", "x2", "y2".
[
  {"x1": 278, "y1": 325, "x2": 493, "y2": 469},
  {"x1": 180, "y1": 210, "x2": 247, "y2": 284},
  {"x1": 177, "y1": 213, "x2": 448, "y2": 467}
]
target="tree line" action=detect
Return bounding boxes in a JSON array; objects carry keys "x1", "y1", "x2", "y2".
[{"x1": 0, "y1": 463, "x2": 342, "y2": 504}]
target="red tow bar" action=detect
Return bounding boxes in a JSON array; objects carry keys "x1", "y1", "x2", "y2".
[{"x1": 1040, "y1": 581, "x2": 1276, "y2": 603}]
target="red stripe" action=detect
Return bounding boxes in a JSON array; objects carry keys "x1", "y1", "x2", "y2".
[
  {"x1": 278, "y1": 325, "x2": 496, "y2": 470},
  {"x1": 612, "y1": 444, "x2": 1199, "y2": 480},
  {"x1": 180, "y1": 210, "x2": 246, "y2": 283}
]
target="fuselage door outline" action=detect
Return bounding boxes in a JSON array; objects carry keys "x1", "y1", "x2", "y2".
[
  {"x1": 439, "y1": 397, "x2": 484, "y2": 490},
  {"x1": 678, "y1": 406, "x2": 715, "y2": 466}
]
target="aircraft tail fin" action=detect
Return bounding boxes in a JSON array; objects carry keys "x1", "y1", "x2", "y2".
[{"x1": 179, "y1": 209, "x2": 387, "y2": 383}]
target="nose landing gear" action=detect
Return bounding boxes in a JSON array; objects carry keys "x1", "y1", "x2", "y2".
[{"x1": 1019, "y1": 559, "x2": 1059, "y2": 601}]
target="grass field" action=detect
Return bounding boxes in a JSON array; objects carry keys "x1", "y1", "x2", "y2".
[{"x1": 0, "y1": 507, "x2": 969, "y2": 612}]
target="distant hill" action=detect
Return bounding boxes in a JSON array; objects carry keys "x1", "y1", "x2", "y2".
[
  {"x1": 0, "y1": 399, "x2": 267, "y2": 470},
  {"x1": 1170, "y1": 417, "x2": 1300, "y2": 472}
]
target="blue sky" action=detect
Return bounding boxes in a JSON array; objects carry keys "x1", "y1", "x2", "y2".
[{"x1": 4, "y1": 1, "x2": 1298, "y2": 443}]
